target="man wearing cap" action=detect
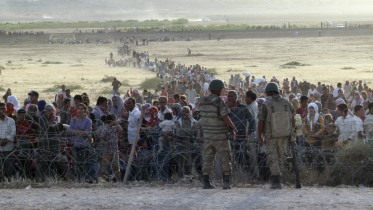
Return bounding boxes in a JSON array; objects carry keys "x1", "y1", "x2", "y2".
[
  {"x1": 25, "y1": 90, "x2": 39, "y2": 112},
  {"x1": 0, "y1": 102, "x2": 17, "y2": 180},
  {"x1": 199, "y1": 79, "x2": 238, "y2": 190},
  {"x1": 258, "y1": 82, "x2": 295, "y2": 189}
]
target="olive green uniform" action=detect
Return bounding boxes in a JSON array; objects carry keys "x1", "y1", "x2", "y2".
[
  {"x1": 258, "y1": 95, "x2": 295, "y2": 176},
  {"x1": 199, "y1": 94, "x2": 232, "y2": 176}
]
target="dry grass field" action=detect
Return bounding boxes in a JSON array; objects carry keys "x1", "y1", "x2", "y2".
[{"x1": 1, "y1": 33, "x2": 373, "y2": 103}]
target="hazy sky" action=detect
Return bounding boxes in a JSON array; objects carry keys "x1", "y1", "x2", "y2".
[{"x1": 1, "y1": 0, "x2": 373, "y2": 23}]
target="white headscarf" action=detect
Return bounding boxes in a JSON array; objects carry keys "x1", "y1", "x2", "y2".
[
  {"x1": 7, "y1": 95, "x2": 20, "y2": 111},
  {"x1": 307, "y1": 102, "x2": 319, "y2": 131},
  {"x1": 109, "y1": 95, "x2": 124, "y2": 119}
]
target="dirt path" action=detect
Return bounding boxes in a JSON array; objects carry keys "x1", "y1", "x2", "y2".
[{"x1": 1, "y1": 185, "x2": 372, "y2": 209}]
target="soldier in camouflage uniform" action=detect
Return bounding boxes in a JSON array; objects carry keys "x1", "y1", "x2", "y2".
[
  {"x1": 199, "y1": 79, "x2": 238, "y2": 190},
  {"x1": 258, "y1": 82, "x2": 295, "y2": 189}
]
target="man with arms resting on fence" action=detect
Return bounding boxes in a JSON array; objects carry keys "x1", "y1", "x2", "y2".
[{"x1": 0, "y1": 102, "x2": 16, "y2": 181}]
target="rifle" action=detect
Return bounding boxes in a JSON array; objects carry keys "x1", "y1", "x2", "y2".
[{"x1": 288, "y1": 131, "x2": 301, "y2": 188}]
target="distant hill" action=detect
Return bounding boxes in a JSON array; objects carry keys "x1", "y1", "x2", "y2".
[{"x1": 1, "y1": 0, "x2": 373, "y2": 23}]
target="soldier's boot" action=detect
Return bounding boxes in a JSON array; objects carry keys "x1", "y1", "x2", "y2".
[
  {"x1": 222, "y1": 175, "x2": 231, "y2": 190},
  {"x1": 270, "y1": 175, "x2": 282, "y2": 189},
  {"x1": 202, "y1": 175, "x2": 215, "y2": 189}
]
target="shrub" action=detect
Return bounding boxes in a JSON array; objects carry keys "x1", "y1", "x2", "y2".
[
  {"x1": 204, "y1": 68, "x2": 218, "y2": 75},
  {"x1": 226, "y1": 68, "x2": 241, "y2": 72},
  {"x1": 100, "y1": 75, "x2": 116, "y2": 83},
  {"x1": 139, "y1": 77, "x2": 163, "y2": 90},
  {"x1": 121, "y1": 80, "x2": 130, "y2": 86},
  {"x1": 280, "y1": 65, "x2": 297, "y2": 69},
  {"x1": 189, "y1": 53, "x2": 205, "y2": 57},
  {"x1": 327, "y1": 143, "x2": 373, "y2": 186},
  {"x1": 44, "y1": 84, "x2": 82, "y2": 92},
  {"x1": 99, "y1": 87, "x2": 113, "y2": 95},
  {"x1": 280, "y1": 61, "x2": 310, "y2": 68},
  {"x1": 43, "y1": 61, "x2": 63, "y2": 64},
  {"x1": 341, "y1": 67, "x2": 355, "y2": 70}
]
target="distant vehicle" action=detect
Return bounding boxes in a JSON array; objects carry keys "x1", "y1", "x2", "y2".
[
  {"x1": 336, "y1": 23, "x2": 345, "y2": 28},
  {"x1": 202, "y1": 17, "x2": 210, "y2": 22}
]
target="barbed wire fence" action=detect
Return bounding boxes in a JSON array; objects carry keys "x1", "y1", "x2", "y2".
[{"x1": 1, "y1": 114, "x2": 373, "y2": 187}]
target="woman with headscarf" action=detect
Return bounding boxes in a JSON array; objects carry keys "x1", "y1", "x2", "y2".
[
  {"x1": 351, "y1": 91, "x2": 364, "y2": 110},
  {"x1": 143, "y1": 106, "x2": 159, "y2": 128},
  {"x1": 109, "y1": 95, "x2": 124, "y2": 119},
  {"x1": 5, "y1": 102, "x2": 15, "y2": 119},
  {"x1": 7, "y1": 95, "x2": 20, "y2": 111},
  {"x1": 171, "y1": 103, "x2": 182, "y2": 121},
  {"x1": 303, "y1": 102, "x2": 325, "y2": 149}
]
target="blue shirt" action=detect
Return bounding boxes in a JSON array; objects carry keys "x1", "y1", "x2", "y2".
[{"x1": 68, "y1": 117, "x2": 92, "y2": 148}]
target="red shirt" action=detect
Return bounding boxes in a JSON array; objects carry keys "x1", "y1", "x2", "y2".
[{"x1": 296, "y1": 107, "x2": 308, "y2": 119}]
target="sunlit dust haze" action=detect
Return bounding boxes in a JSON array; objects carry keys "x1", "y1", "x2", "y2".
[{"x1": 1, "y1": 0, "x2": 373, "y2": 24}]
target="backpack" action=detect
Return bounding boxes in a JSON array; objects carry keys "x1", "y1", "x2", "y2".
[{"x1": 265, "y1": 97, "x2": 292, "y2": 138}]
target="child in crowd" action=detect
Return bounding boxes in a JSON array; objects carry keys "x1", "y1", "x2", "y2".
[
  {"x1": 95, "y1": 114, "x2": 123, "y2": 182},
  {"x1": 158, "y1": 112, "x2": 174, "y2": 153}
]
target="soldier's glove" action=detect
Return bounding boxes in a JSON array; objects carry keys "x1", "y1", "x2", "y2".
[
  {"x1": 290, "y1": 130, "x2": 297, "y2": 145},
  {"x1": 290, "y1": 141, "x2": 297, "y2": 147}
]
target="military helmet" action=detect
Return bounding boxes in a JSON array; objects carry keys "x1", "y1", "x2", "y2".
[
  {"x1": 265, "y1": 82, "x2": 280, "y2": 94},
  {"x1": 208, "y1": 79, "x2": 225, "y2": 92}
]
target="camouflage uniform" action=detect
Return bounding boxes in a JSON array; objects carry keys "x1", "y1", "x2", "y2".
[
  {"x1": 199, "y1": 94, "x2": 232, "y2": 176},
  {"x1": 258, "y1": 95, "x2": 295, "y2": 176}
]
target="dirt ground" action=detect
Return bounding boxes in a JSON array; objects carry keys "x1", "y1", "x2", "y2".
[
  {"x1": 1, "y1": 184, "x2": 372, "y2": 209},
  {"x1": 1, "y1": 28, "x2": 373, "y2": 102}
]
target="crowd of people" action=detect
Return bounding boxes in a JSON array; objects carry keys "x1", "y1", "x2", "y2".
[{"x1": 0, "y1": 53, "x2": 372, "y2": 188}]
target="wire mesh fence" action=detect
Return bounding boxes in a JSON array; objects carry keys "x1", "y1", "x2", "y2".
[{"x1": 2, "y1": 118, "x2": 373, "y2": 187}]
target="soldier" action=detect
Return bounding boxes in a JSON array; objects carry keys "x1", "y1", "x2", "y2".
[
  {"x1": 199, "y1": 79, "x2": 238, "y2": 190},
  {"x1": 258, "y1": 82, "x2": 295, "y2": 189}
]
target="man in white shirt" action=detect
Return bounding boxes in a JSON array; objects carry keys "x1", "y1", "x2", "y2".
[
  {"x1": 157, "y1": 97, "x2": 172, "y2": 121},
  {"x1": 352, "y1": 105, "x2": 365, "y2": 143},
  {"x1": 125, "y1": 97, "x2": 141, "y2": 145},
  {"x1": 332, "y1": 83, "x2": 343, "y2": 98},
  {"x1": 186, "y1": 84, "x2": 197, "y2": 105},
  {"x1": 203, "y1": 81, "x2": 209, "y2": 96},
  {"x1": 307, "y1": 84, "x2": 318, "y2": 98},
  {"x1": 335, "y1": 103, "x2": 356, "y2": 146},
  {"x1": 343, "y1": 81, "x2": 352, "y2": 98},
  {"x1": 363, "y1": 102, "x2": 373, "y2": 142},
  {"x1": 0, "y1": 102, "x2": 16, "y2": 179}
]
